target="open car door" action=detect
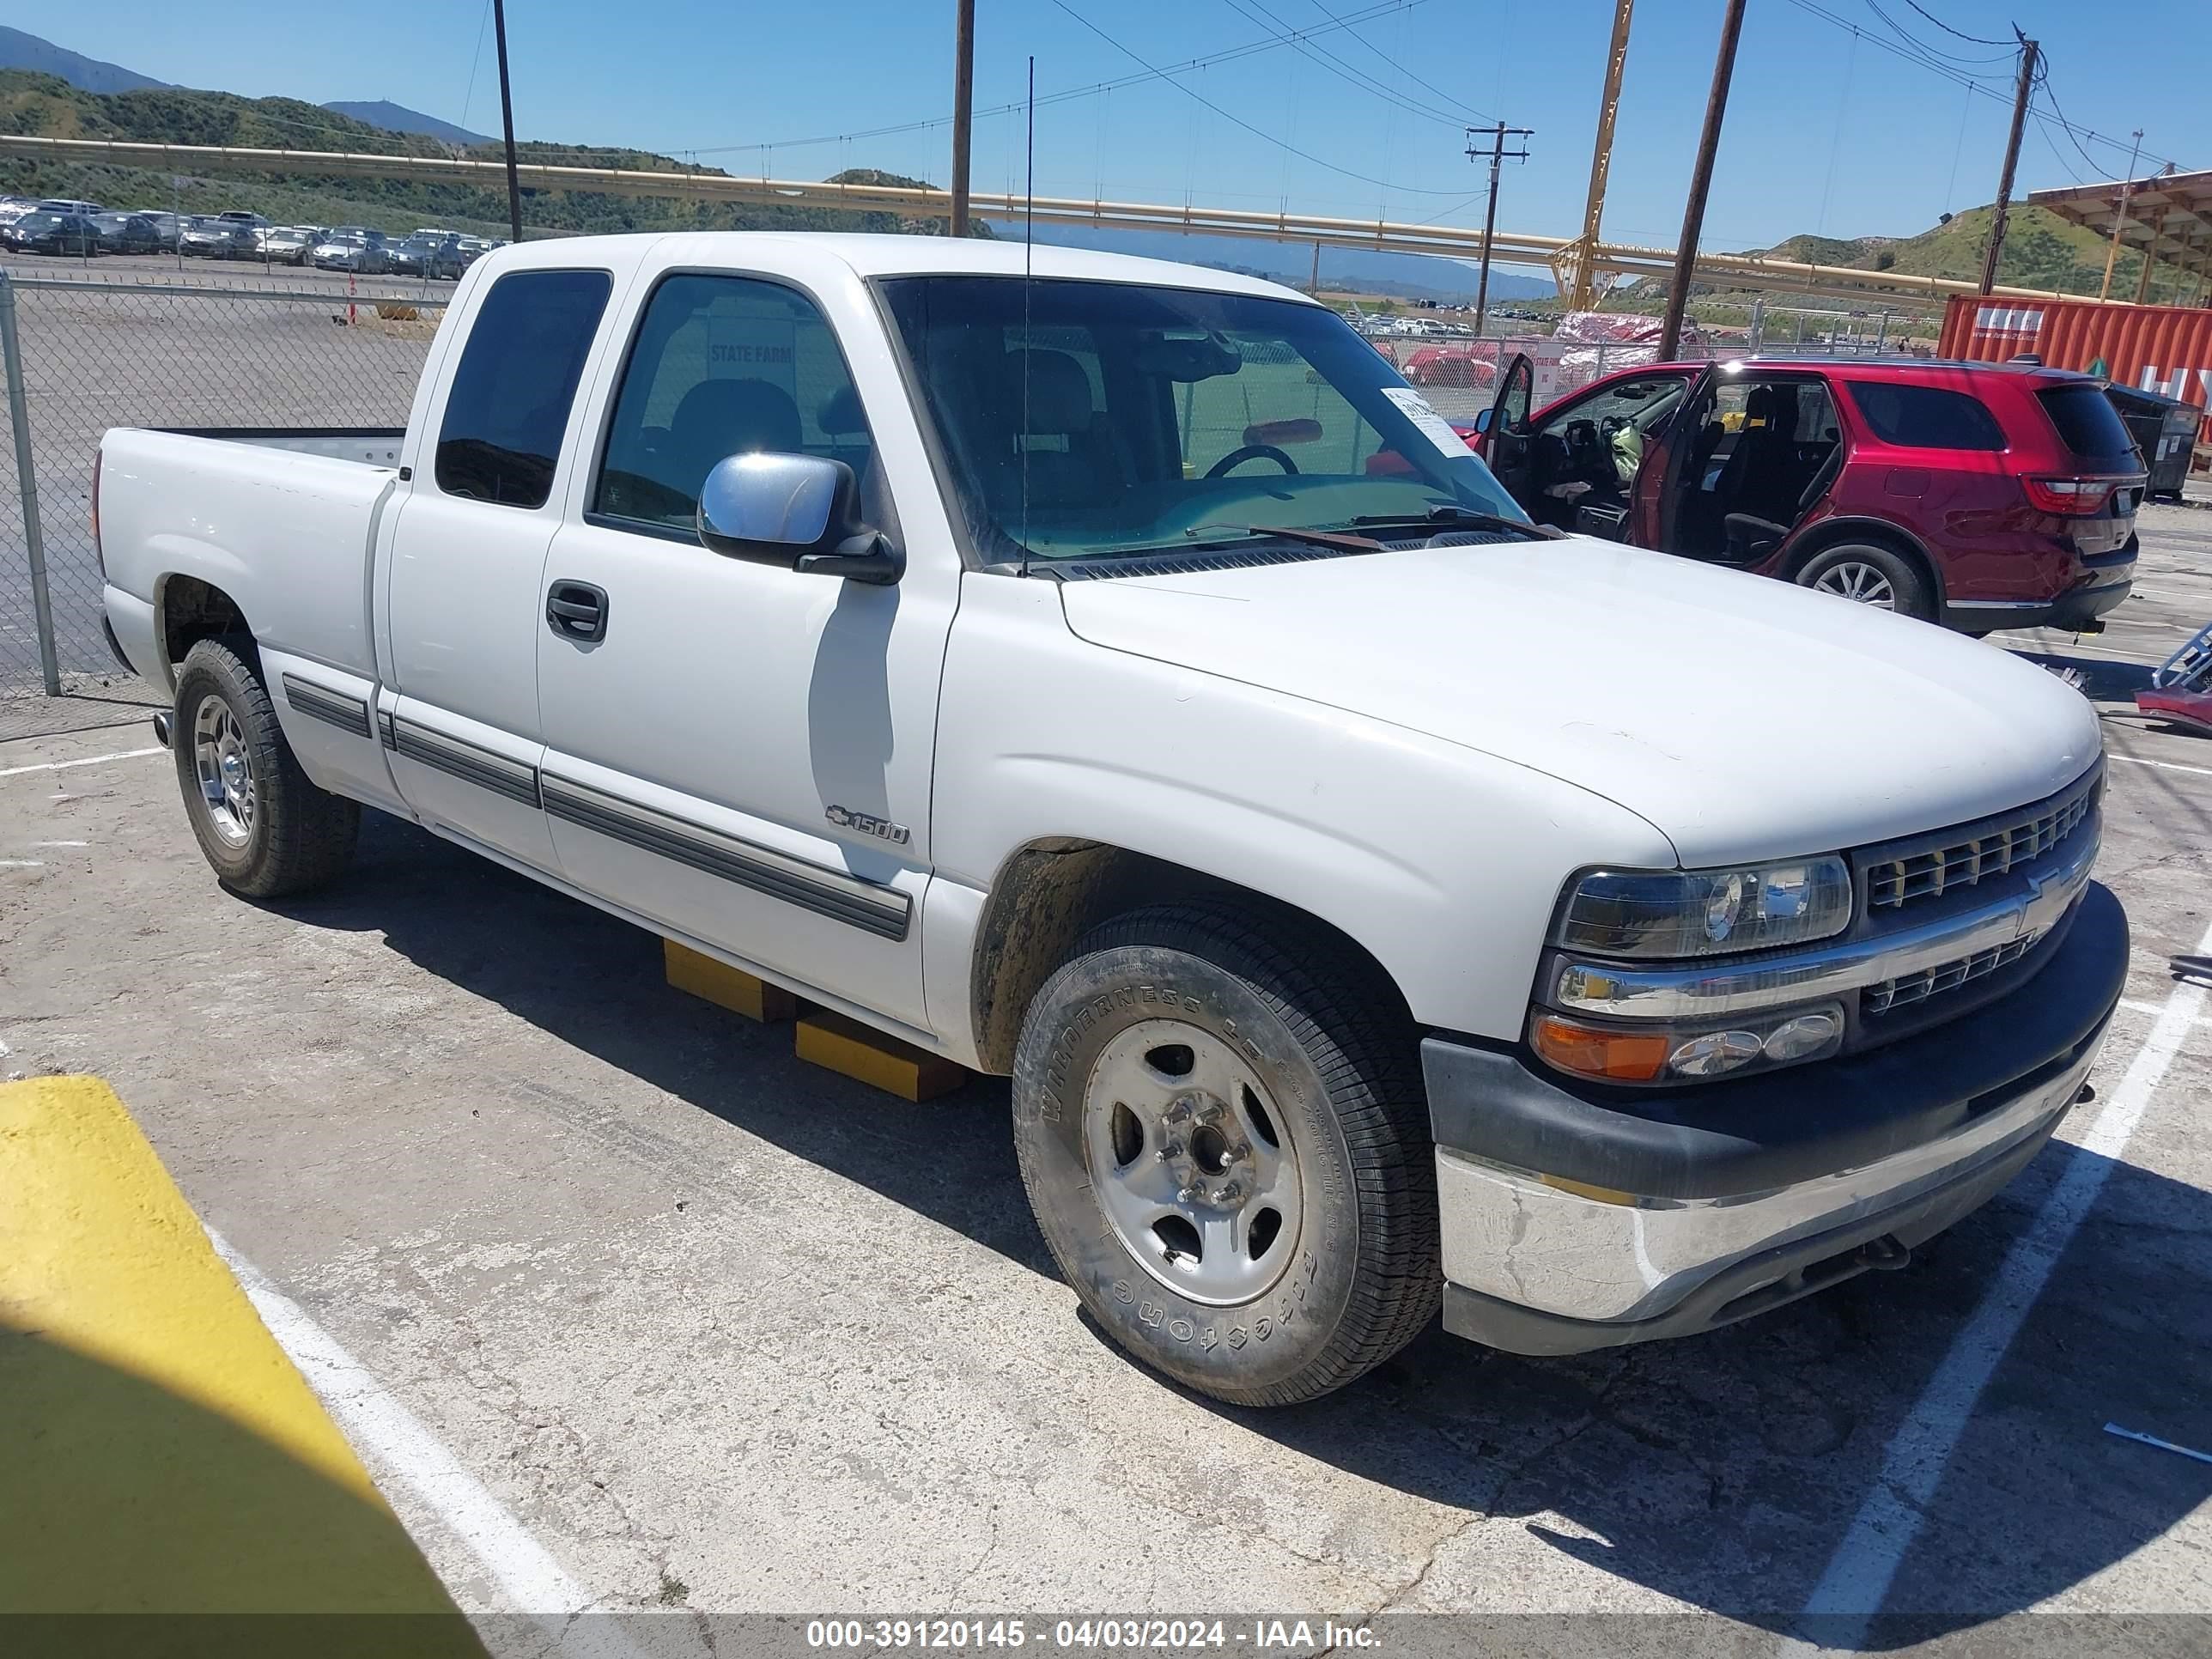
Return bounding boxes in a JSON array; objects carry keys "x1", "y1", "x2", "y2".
[
  {"x1": 1477, "y1": 353, "x2": 1535, "y2": 508},
  {"x1": 1627, "y1": 362, "x2": 1717, "y2": 551}
]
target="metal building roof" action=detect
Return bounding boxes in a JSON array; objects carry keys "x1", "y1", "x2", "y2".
[{"x1": 2027, "y1": 169, "x2": 2212, "y2": 301}]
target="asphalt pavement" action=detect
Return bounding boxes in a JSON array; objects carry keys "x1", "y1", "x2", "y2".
[{"x1": 0, "y1": 510, "x2": 2207, "y2": 1656}]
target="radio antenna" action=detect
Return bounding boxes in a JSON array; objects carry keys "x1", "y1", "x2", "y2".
[{"x1": 1019, "y1": 53, "x2": 1036, "y2": 580}]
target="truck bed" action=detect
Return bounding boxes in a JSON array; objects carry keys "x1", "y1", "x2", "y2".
[{"x1": 162, "y1": 428, "x2": 407, "y2": 467}]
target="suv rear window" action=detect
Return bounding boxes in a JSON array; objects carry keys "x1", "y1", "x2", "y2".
[
  {"x1": 1844, "y1": 381, "x2": 2005, "y2": 450},
  {"x1": 2036, "y1": 382, "x2": 2138, "y2": 464}
]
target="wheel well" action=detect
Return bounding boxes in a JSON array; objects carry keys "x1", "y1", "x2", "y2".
[
  {"x1": 1786, "y1": 521, "x2": 1943, "y2": 606},
  {"x1": 159, "y1": 575, "x2": 250, "y2": 667},
  {"x1": 968, "y1": 840, "x2": 1410, "y2": 1074}
]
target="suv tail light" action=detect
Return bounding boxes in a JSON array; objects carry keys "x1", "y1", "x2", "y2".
[
  {"x1": 2022, "y1": 475, "x2": 2124, "y2": 516},
  {"x1": 90, "y1": 447, "x2": 104, "y2": 577}
]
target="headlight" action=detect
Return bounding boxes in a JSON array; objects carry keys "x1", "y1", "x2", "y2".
[{"x1": 1554, "y1": 856, "x2": 1853, "y2": 959}]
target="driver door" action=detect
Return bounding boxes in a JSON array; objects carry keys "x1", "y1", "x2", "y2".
[
  {"x1": 1628, "y1": 364, "x2": 1717, "y2": 552},
  {"x1": 534, "y1": 269, "x2": 951, "y2": 1029},
  {"x1": 1478, "y1": 354, "x2": 1536, "y2": 505}
]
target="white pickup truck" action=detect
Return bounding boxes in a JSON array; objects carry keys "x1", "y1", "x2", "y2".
[{"x1": 98, "y1": 234, "x2": 2126, "y2": 1406}]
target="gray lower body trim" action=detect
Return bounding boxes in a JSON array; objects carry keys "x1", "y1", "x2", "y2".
[
  {"x1": 281, "y1": 673, "x2": 372, "y2": 740},
  {"x1": 387, "y1": 715, "x2": 543, "y2": 809},
  {"x1": 539, "y1": 774, "x2": 911, "y2": 942}
]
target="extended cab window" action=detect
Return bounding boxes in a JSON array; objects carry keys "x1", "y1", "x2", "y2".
[
  {"x1": 594, "y1": 274, "x2": 873, "y2": 532},
  {"x1": 1844, "y1": 381, "x2": 2004, "y2": 451},
  {"x1": 434, "y1": 269, "x2": 612, "y2": 508}
]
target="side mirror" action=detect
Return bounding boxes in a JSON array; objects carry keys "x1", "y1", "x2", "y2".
[
  {"x1": 696, "y1": 453, "x2": 902, "y2": 585},
  {"x1": 1471, "y1": 407, "x2": 1494, "y2": 435}
]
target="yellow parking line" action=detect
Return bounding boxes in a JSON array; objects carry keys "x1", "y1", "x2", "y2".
[{"x1": 0, "y1": 1075, "x2": 481, "y2": 1636}]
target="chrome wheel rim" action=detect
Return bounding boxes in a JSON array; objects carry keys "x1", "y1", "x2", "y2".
[
  {"x1": 1814, "y1": 560, "x2": 1896, "y2": 609},
  {"x1": 191, "y1": 696, "x2": 255, "y2": 848},
  {"x1": 1084, "y1": 1018, "x2": 1304, "y2": 1308}
]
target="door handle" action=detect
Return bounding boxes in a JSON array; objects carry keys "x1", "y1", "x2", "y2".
[{"x1": 546, "y1": 580, "x2": 608, "y2": 642}]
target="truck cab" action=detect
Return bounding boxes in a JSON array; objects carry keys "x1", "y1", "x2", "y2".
[{"x1": 97, "y1": 235, "x2": 2125, "y2": 1406}]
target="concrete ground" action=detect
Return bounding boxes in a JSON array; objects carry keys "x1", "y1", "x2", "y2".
[{"x1": 2, "y1": 509, "x2": 2209, "y2": 1654}]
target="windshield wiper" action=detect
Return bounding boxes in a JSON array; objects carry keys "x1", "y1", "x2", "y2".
[{"x1": 1349, "y1": 506, "x2": 1565, "y2": 541}]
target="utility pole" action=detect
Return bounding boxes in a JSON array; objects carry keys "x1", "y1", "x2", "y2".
[
  {"x1": 1978, "y1": 33, "x2": 2039, "y2": 297},
  {"x1": 2098, "y1": 129, "x2": 2145, "y2": 301},
  {"x1": 492, "y1": 0, "x2": 523, "y2": 243},
  {"x1": 1658, "y1": 0, "x2": 1745, "y2": 362},
  {"x1": 950, "y1": 0, "x2": 975, "y2": 236},
  {"x1": 1570, "y1": 0, "x2": 1634, "y2": 311},
  {"x1": 1466, "y1": 122, "x2": 1533, "y2": 334}
]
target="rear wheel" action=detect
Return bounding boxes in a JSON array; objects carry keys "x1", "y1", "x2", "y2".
[
  {"x1": 173, "y1": 639, "x2": 359, "y2": 898},
  {"x1": 1796, "y1": 541, "x2": 1932, "y2": 622},
  {"x1": 1012, "y1": 902, "x2": 1438, "y2": 1407}
]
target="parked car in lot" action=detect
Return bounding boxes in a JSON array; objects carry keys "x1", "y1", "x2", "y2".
[
  {"x1": 128, "y1": 209, "x2": 186, "y2": 250},
  {"x1": 180, "y1": 216, "x2": 258, "y2": 258},
  {"x1": 1469, "y1": 356, "x2": 2145, "y2": 635},
  {"x1": 310, "y1": 228, "x2": 390, "y2": 274},
  {"x1": 97, "y1": 234, "x2": 2125, "y2": 1407},
  {"x1": 257, "y1": 224, "x2": 324, "y2": 265},
  {"x1": 2, "y1": 210, "x2": 99, "y2": 255},
  {"x1": 389, "y1": 231, "x2": 465, "y2": 279},
  {"x1": 90, "y1": 211, "x2": 164, "y2": 255}
]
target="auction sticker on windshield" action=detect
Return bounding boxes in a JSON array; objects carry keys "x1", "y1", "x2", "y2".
[{"x1": 1382, "y1": 386, "x2": 1474, "y2": 457}]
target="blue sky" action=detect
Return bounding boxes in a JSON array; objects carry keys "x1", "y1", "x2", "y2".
[{"x1": 37, "y1": 1, "x2": 2209, "y2": 264}]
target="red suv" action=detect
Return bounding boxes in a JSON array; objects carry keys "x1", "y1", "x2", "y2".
[{"x1": 1470, "y1": 356, "x2": 2145, "y2": 633}]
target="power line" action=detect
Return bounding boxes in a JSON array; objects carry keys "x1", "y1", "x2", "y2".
[
  {"x1": 1862, "y1": 0, "x2": 2014, "y2": 67},
  {"x1": 1784, "y1": 0, "x2": 2185, "y2": 172},
  {"x1": 1297, "y1": 0, "x2": 1495, "y2": 124},
  {"x1": 679, "y1": 0, "x2": 1425, "y2": 161},
  {"x1": 1045, "y1": 0, "x2": 1476, "y2": 196},
  {"x1": 1216, "y1": 0, "x2": 1490, "y2": 130},
  {"x1": 1899, "y1": 0, "x2": 2012, "y2": 48}
]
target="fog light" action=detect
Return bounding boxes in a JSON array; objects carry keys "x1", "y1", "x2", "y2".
[
  {"x1": 1667, "y1": 1029, "x2": 1763, "y2": 1078},
  {"x1": 1763, "y1": 1011, "x2": 1841, "y2": 1060}
]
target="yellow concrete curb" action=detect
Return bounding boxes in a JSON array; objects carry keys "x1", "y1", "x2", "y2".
[{"x1": 0, "y1": 1076, "x2": 480, "y2": 1638}]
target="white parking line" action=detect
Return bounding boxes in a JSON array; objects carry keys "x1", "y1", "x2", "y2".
[
  {"x1": 212, "y1": 1232, "x2": 642, "y2": 1656},
  {"x1": 0, "y1": 746, "x2": 164, "y2": 781},
  {"x1": 2109, "y1": 753, "x2": 2212, "y2": 780},
  {"x1": 1790, "y1": 915, "x2": 2212, "y2": 1645}
]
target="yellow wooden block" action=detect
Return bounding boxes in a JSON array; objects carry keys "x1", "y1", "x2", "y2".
[
  {"x1": 795, "y1": 1011, "x2": 969, "y2": 1101},
  {"x1": 664, "y1": 938, "x2": 798, "y2": 1023}
]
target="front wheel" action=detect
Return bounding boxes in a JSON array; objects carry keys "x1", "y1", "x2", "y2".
[
  {"x1": 173, "y1": 639, "x2": 360, "y2": 898},
  {"x1": 1012, "y1": 902, "x2": 1438, "y2": 1407}
]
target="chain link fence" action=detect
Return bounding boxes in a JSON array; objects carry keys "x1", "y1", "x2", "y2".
[{"x1": 0, "y1": 270, "x2": 444, "y2": 740}]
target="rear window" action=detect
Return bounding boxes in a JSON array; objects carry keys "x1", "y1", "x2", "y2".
[
  {"x1": 434, "y1": 269, "x2": 612, "y2": 509},
  {"x1": 1844, "y1": 381, "x2": 2005, "y2": 450},
  {"x1": 2036, "y1": 383, "x2": 2138, "y2": 463}
]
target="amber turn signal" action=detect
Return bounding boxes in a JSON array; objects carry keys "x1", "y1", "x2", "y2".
[{"x1": 1529, "y1": 1014, "x2": 1672, "y2": 1082}]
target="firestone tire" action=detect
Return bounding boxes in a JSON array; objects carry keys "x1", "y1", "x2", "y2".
[
  {"x1": 172, "y1": 638, "x2": 360, "y2": 899},
  {"x1": 1012, "y1": 902, "x2": 1440, "y2": 1407}
]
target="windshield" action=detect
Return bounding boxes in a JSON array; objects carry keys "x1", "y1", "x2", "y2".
[{"x1": 879, "y1": 276, "x2": 1528, "y2": 563}]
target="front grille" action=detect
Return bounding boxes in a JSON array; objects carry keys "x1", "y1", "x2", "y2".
[
  {"x1": 1863, "y1": 934, "x2": 2033, "y2": 1015},
  {"x1": 1864, "y1": 788, "x2": 2093, "y2": 912}
]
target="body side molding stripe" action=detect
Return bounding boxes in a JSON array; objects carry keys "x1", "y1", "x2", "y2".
[
  {"x1": 387, "y1": 717, "x2": 542, "y2": 809},
  {"x1": 279, "y1": 673, "x2": 373, "y2": 740},
  {"x1": 538, "y1": 774, "x2": 911, "y2": 941}
]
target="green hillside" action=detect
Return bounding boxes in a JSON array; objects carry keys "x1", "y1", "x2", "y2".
[
  {"x1": 1758, "y1": 203, "x2": 2161, "y2": 301},
  {"x1": 0, "y1": 70, "x2": 976, "y2": 240}
]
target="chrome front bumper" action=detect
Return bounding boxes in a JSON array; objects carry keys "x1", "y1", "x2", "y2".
[
  {"x1": 1426, "y1": 880, "x2": 2128, "y2": 1357},
  {"x1": 1438, "y1": 1042, "x2": 2089, "y2": 1334}
]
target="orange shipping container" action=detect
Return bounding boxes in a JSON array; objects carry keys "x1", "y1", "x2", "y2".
[{"x1": 1939, "y1": 296, "x2": 2212, "y2": 429}]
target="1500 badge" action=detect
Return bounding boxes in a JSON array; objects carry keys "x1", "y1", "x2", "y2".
[{"x1": 826, "y1": 805, "x2": 910, "y2": 845}]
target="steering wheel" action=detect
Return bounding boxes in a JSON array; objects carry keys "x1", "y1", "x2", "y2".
[{"x1": 1205, "y1": 444, "x2": 1299, "y2": 479}]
